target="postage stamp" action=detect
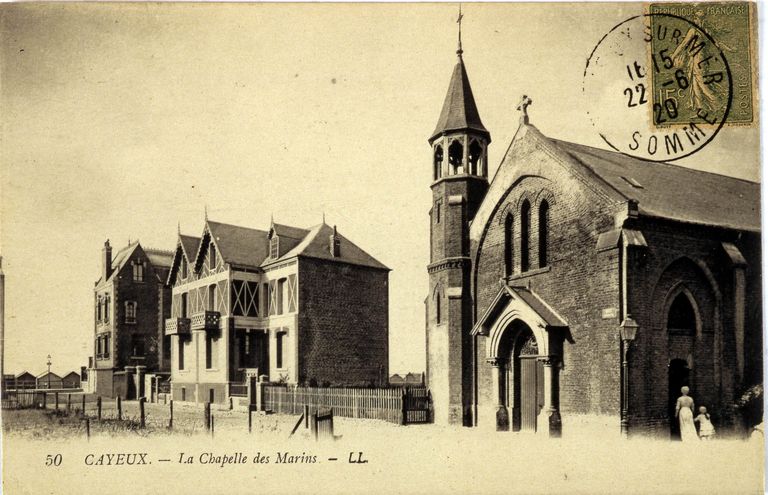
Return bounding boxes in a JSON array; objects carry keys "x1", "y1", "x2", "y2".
[
  {"x1": 649, "y1": 2, "x2": 755, "y2": 126},
  {"x1": 584, "y1": 13, "x2": 733, "y2": 161}
]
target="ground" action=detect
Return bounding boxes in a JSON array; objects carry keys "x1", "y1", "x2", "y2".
[{"x1": 2, "y1": 399, "x2": 764, "y2": 494}]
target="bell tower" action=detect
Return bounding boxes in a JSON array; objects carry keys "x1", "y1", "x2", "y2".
[{"x1": 426, "y1": 12, "x2": 490, "y2": 426}]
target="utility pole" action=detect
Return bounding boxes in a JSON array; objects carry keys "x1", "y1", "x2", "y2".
[{"x1": 46, "y1": 354, "x2": 52, "y2": 389}]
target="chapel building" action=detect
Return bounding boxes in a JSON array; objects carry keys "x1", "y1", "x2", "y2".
[{"x1": 425, "y1": 40, "x2": 762, "y2": 437}]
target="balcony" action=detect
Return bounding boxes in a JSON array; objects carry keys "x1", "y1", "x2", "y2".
[
  {"x1": 165, "y1": 317, "x2": 191, "y2": 336},
  {"x1": 191, "y1": 311, "x2": 221, "y2": 332}
]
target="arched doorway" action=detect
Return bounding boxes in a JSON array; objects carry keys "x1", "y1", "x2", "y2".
[
  {"x1": 668, "y1": 358, "x2": 691, "y2": 440},
  {"x1": 501, "y1": 321, "x2": 543, "y2": 432}
]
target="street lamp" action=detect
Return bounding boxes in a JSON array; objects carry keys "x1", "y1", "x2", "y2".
[
  {"x1": 46, "y1": 354, "x2": 52, "y2": 390},
  {"x1": 620, "y1": 316, "x2": 639, "y2": 437}
]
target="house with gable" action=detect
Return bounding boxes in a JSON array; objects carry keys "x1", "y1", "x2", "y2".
[
  {"x1": 165, "y1": 217, "x2": 389, "y2": 404},
  {"x1": 89, "y1": 240, "x2": 174, "y2": 397}
]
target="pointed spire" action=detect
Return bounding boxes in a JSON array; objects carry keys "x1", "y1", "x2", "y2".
[
  {"x1": 430, "y1": 8, "x2": 489, "y2": 144},
  {"x1": 322, "y1": 211, "x2": 326, "y2": 224},
  {"x1": 456, "y1": 4, "x2": 463, "y2": 57},
  {"x1": 204, "y1": 204, "x2": 208, "y2": 221},
  {"x1": 177, "y1": 221, "x2": 181, "y2": 235}
]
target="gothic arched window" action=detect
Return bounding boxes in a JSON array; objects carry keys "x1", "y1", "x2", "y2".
[
  {"x1": 668, "y1": 292, "x2": 696, "y2": 335},
  {"x1": 434, "y1": 145, "x2": 443, "y2": 180},
  {"x1": 521, "y1": 200, "x2": 531, "y2": 272},
  {"x1": 448, "y1": 140, "x2": 464, "y2": 175},
  {"x1": 504, "y1": 214, "x2": 514, "y2": 277},
  {"x1": 468, "y1": 140, "x2": 482, "y2": 176},
  {"x1": 538, "y1": 200, "x2": 549, "y2": 268}
]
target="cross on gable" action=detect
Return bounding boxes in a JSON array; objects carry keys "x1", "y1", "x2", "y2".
[{"x1": 517, "y1": 95, "x2": 533, "y2": 125}]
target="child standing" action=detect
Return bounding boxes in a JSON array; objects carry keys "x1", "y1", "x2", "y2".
[{"x1": 695, "y1": 406, "x2": 716, "y2": 440}]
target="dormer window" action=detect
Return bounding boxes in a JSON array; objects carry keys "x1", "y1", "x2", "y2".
[{"x1": 270, "y1": 235, "x2": 279, "y2": 259}]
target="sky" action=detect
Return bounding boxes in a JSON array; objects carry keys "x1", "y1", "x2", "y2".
[{"x1": 0, "y1": 2, "x2": 760, "y2": 376}]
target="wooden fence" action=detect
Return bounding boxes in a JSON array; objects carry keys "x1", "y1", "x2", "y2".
[
  {"x1": 2, "y1": 390, "x2": 47, "y2": 409},
  {"x1": 263, "y1": 385, "x2": 431, "y2": 425}
]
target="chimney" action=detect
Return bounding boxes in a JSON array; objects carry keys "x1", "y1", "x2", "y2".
[
  {"x1": 329, "y1": 226, "x2": 340, "y2": 257},
  {"x1": 102, "y1": 240, "x2": 112, "y2": 280}
]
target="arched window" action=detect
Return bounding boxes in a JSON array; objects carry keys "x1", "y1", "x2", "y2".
[
  {"x1": 504, "y1": 214, "x2": 514, "y2": 277},
  {"x1": 434, "y1": 145, "x2": 443, "y2": 180},
  {"x1": 125, "y1": 301, "x2": 137, "y2": 324},
  {"x1": 668, "y1": 292, "x2": 696, "y2": 335},
  {"x1": 468, "y1": 140, "x2": 482, "y2": 175},
  {"x1": 521, "y1": 200, "x2": 531, "y2": 272},
  {"x1": 448, "y1": 140, "x2": 464, "y2": 175},
  {"x1": 538, "y1": 200, "x2": 549, "y2": 268},
  {"x1": 209, "y1": 242, "x2": 217, "y2": 270}
]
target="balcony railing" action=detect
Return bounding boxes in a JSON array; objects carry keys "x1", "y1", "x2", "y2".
[
  {"x1": 165, "y1": 317, "x2": 191, "y2": 336},
  {"x1": 191, "y1": 311, "x2": 221, "y2": 331}
]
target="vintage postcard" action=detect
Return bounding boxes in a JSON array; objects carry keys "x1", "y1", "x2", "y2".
[{"x1": 0, "y1": 2, "x2": 763, "y2": 494}]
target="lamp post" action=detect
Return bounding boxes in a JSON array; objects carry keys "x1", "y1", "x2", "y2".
[
  {"x1": 46, "y1": 354, "x2": 52, "y2": 390},
  {"x1": 619, "y1": 316, "x2": 639, "y2": 437}
]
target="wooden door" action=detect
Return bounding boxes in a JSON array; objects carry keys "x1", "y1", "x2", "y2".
[{"x1": 519, "y1": 356, "x2": 544, "y2": 432}]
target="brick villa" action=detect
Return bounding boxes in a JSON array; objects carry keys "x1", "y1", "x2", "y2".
[{"x1": 165, "y1": 217, "x2": 389, "y2": 404}]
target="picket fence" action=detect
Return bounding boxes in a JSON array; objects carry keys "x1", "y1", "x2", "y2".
[{"x1": 263, "y1": 386, "x2": 431, "y2": 425}]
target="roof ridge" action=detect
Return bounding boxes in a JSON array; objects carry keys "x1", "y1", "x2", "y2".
[{"x1": 552, "y1": 138, "x2": 760, "y2": 185}]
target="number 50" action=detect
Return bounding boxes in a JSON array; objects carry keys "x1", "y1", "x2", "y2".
[{"x1": 45, "y1": 454, "x2": 62, "y2": 466}]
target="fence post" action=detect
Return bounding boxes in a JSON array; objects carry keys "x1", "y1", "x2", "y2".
[
  {"x1": 204, "y1": 402, "x2": 211, "y2": 431},
  {"x1": 248, "y1": 407, "x2": 252, "y2": 433},
  {"x1": 117, "y1": 396, "x2": 122, "y2": 420},
  {"x1": 81, "y1": 394, "x2": 86, "y2": 417},
  {"x1": 42, "y1": 392, "x2": 47, "y2": 409},
  {"x1": 256, "y1": 375, "x2": 268, "y2": 412},
  {"x1": 55, "y1": 392, "x2": 59, "y2": 410},
  {"x1": 329, "y1": 407, "x2": 334, "y2": 439},
  {"x1": 169, "y1": 400, "x2": 174, "y2": 429},
  {"x1": 67, "y1": 393, "x2": 71, "y2": 412},
  {"x1": 304, "y1": 404, "x2": 309, "y2": 429},
  {"x1": 311, "y1": 411, "x2": 318, "y2": 440},
  {"x1": 139, "y1": 398, "x2": 146, "y2": 429},
  {"x1": 86, "y1": 418, "x2": 90, "y2": 440},
  {"x1": 400, "y1": 388, "x2": 407, "y2": 426},
  {"x1": 210, "y1": 414, "x2": 215, "y2": 437},
  {"x1": 97, "y1": 396, "x2": 102, "y2": 421}
]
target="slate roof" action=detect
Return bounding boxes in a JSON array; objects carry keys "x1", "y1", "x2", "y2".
[
  {"x1": 430, "y1": 55, "x2": 489, "y2": 142},
  {"x1": 552, "y1": 139, "x2": 761, "y2": 232},
  {"x1": 272, "y1": 223, "x2": 389, "y2": 270},
  {"x1": 145, "y1": 248, "x2": 174, "y2": 269},
  {"x1": 178, "y1": 235, "x2": 201, "y2": 261},
  {"x1": 206, "y1": 220, "x2": 269, "y2": 268},
  {"x1": 175, "y1": 219, "x2": 388, "y2": 273}
]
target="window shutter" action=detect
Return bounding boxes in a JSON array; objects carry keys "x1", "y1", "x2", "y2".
[{"x1": 287, "y1": 274, "x2": 297, "y2": 312}]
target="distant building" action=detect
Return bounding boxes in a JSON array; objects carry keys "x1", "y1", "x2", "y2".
[
  {"x1": 166, "y1": 218, "x2": 390, "y2": 404},
  {"x1": 89, "y1": 240, "x2": 174, "y2": 397},
  {"x1": 14, "y1": 371, "x2": 35, "y2": 390},
  {"x1": 3, "y1": 374, "x2": 14, "y2": 390},
  {"x1": 61, "y1": 371, "x2": 81, "y2": 389},
  {"x1": 389, "y1": 374, "x2": 405, "y2": 386},
  {"x1": 36, "y1": 371, "x2": 62, "y2": 390}
]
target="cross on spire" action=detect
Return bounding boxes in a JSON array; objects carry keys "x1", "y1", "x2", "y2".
[
  {"x1": 517, "y1": 95, "x2": 533, "y2": 125},
  {"x1": 456, "y1": 4, "x2": 464, "y2": 57}
]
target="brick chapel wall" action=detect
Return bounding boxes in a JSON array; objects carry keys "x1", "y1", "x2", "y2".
[
  {"x1": 297, "y1": 258, "x2": 389, "y2": 387},
  {"x1": 472, "y1": 139, "x2": 623, "y2": 421},
  {"x1": 626, "y1": 218, "x2": 762, "y2": 435}
]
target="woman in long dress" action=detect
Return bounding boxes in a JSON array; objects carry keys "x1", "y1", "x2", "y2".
[{"x1": 675, "y1": 386, "x2": 699, "y2": 442}]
